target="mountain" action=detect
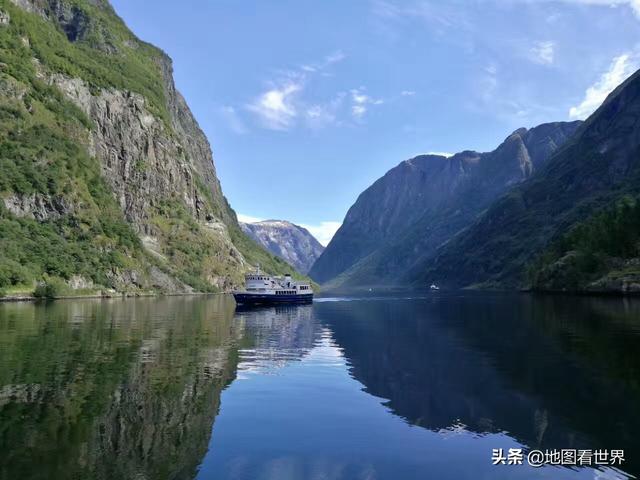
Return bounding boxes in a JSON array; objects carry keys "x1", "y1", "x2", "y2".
[
  {"x1": 0, "y1": 0, "x2": 293, "y2": 297},
  {"x1": 527, "y1": 195, "x2": 640, "y2": 293},
  {"x1": 419, "y1": 68, "x2": 640, "y2": 290},
  {"x1": 241, "y1": 220, "x2": 324, "y2": 274},
  {"x1": 309, "y1": 121, "x2": 581, "y2": 288}
]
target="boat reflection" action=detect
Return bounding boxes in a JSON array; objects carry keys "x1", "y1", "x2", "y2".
[{"x1": 233, "y1": 304, "x2": 321, "y2": 375}]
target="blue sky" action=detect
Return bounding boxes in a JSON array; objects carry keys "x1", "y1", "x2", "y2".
[{"x1": 110, "y1": 0, "x2": 640, "y2": 245}]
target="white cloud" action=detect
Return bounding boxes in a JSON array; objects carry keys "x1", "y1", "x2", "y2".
[
  {"x1": 478, "y1": 63, "x2": 499, "y2": 103},
  {"x1": 530, "y1": 41, "x2": 555, "y2": 65},
  {"x1": 220, "y1": 106, "x2": 248, "y2": 134},
  {"x1": 569, "y1": 51, "x2": 640, "y2": 119},
  {"x1": 550, "y1": 0, "x2": 640, "y2": 18},
  {"x1": 300, "y1": 50, "x2": 346, "y2": 73},
  {"x1": 299, "y1": 221, "x2": 342, "y2": 246},
  {"x1": 306, "y1": 104, "x2": 336, "y2": 129},
  {"x1": 305, "y1": 92, "x2": 346, "y2": 129},
  {"x1": 247, "y1": 82, "x2": 301, "y2": 131},
  {"x1": 492, "y1": 0, "x2": 640, "y2": 19},
  {"x1": 246, "y1": 51, "x2": 346, "y2": 131},
  {"x1": 237, "y1": 213, "x2": 264, "y2": 224},
  {"x1": 401, "y1": 90, "x2": 416, "y2": 96},
  {"x1": 352, "y1": 104, "x2": 367, "y2": 118},
  {"x1": 372, "y1": 0, "x2": 472, "y2": 30},
  {"x1": 352, "y1": 90, "x2": 370, "y2": 105},
  {"x1": 350, "y1": 88, "x2": 384, "y2": 120},
  {"x1": 325, "y1": 51, "x2": 347, "y2": 64},
  {"x1": 427, "y1": 151, "x2": 454, "y2": 157}
]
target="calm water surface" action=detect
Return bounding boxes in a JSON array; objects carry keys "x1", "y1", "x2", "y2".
[{"x1": 0, "y1": 293, "x2": 639, "y2": 479}]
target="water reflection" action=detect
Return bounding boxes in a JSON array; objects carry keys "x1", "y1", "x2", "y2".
[
  {"x1": 0, "y1": 294, "x2": 638, "y2": 479},
  {"x1": 316, "y1": 293, "x2": 640, "y2": 477},
  {"x1": 0, "y1": 296, "x2": 239, "y2": 480},
  {"x1": 233, "y1": 305, "x2": 321, "y2": 376}
]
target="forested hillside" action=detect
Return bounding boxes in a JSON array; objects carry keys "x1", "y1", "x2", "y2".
[{"x1": 0, "y1": 0, "x2": 291, "y2": 298}]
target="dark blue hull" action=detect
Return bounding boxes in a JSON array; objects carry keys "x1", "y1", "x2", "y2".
[{"x1": 233, "y1": 293, "x2": 313, "y2": 305}]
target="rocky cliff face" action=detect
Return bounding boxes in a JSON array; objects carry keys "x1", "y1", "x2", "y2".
[
  {"x1": 309, "y1": 121, "x2": 581, "y2": 288},
  {"x1": 0, "y1": 0, "x2": 291, "y2": 295},
  {"x1": 241, "y1": 220, "x2": 324, "y2": 274},
  {"x1": 418, "y1": 68, "x2": 640, "y2": 290}
]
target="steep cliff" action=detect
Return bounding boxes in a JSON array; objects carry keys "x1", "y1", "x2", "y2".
[
  {"x1": 420, "y1": 68, "x2": 640, "y2": 290},
  {"x1": 0, "y1": 0, "x2": 290, "y2": 296},
  {"x1": 310, "y1": 121, "x2": 581, "y2": 288},
  {"x1": 241, "y1": 220, "x2": 324, "y2": 274}
]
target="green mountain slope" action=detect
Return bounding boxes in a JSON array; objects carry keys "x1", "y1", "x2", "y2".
[
  {"x1": 527, "y1": 195, "x2": 640, "y2": 293},
  {"x1": 417, "y1": 68, "x2": 640, "y2": 290},
  {"x1": 0, "y1": 0, "x2": 292, "y2": 297},
  {"x1": 311, "y1": 121, "x2": 580, "y2": 289}
]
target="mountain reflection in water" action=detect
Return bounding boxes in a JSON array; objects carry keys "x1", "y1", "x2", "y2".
[
  {"x1": 0, "y1": 293, "x2": 638, "y2": 480},
  {"x1": 0, "y1": 296, "x2": 239, "y2": 480}
]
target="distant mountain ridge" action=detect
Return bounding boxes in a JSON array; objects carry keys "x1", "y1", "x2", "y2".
[
  {"x1": 309, "y1": 120, "x2": 582, "y2": 288},
  {"x1": 419, "y1": 68, "x2": 640, "y2": 290},
  {"x1": 241, "y1": 220, "x2": 325, "y2": 274}
]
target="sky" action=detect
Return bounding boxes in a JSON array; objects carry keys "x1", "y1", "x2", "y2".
[{"x1": 110, "y1": 0, "x2": 640, "y2": 245}]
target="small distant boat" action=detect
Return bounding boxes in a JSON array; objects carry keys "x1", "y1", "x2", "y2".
[
  {"x1": 233, "y1": 266, "x2": 313, "y2": 306},
  {"x1": 430, "y1": 284, "x2": 440, "y2": 291}
]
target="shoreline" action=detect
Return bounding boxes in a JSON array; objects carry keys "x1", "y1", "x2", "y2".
[
  {"x1": 0, "y1": 291, "x2": 226, "y2": 303},
  {"x1": 319, "y1": 285, "x2": 640, "y2": 298},
  {"x1": 3, "y1": 287, "x2": 639, "y2": 304}
]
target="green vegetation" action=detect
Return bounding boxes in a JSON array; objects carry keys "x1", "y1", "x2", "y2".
[
  {"x1": 527, "y1": 196, "x2": 640, "y2": 291},
  {"x1": 0, "y1": 40, "x2": 146, "y2": 293},
  {"x1": 0, "y1": 0, "x2": 160, "y2": 295},
  {"x1": 0, "y1": 90, "x2": 146, "y2": 293},
  {"x1": 0, "y1": 0, "x2": 304, "y2": 297},
  {"x1": 1, "y1": 0, "x2": 171, "y2": 124},
  {"x1": 0, "y1": 297, "x2": 241, "y2": 478},
  {"x1": 33, "y1": 277, "x2": 68, "y2": 298}
]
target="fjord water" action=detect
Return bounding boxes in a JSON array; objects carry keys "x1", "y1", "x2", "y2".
[{"x1": 0, "y1": 294, "x2": 638, "y2": 480}]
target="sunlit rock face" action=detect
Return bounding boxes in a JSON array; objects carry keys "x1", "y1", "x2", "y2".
[
  {"x1": 0, "y1": 0, "x2": 284, "y2": 293},
  {"x1": 241, "y1": 220, "x2": 325, "y2": 274}
]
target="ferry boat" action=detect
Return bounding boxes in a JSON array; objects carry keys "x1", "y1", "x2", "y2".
[{"x1": 233, "y1": 267, "x2": 314, "y2": 305}]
